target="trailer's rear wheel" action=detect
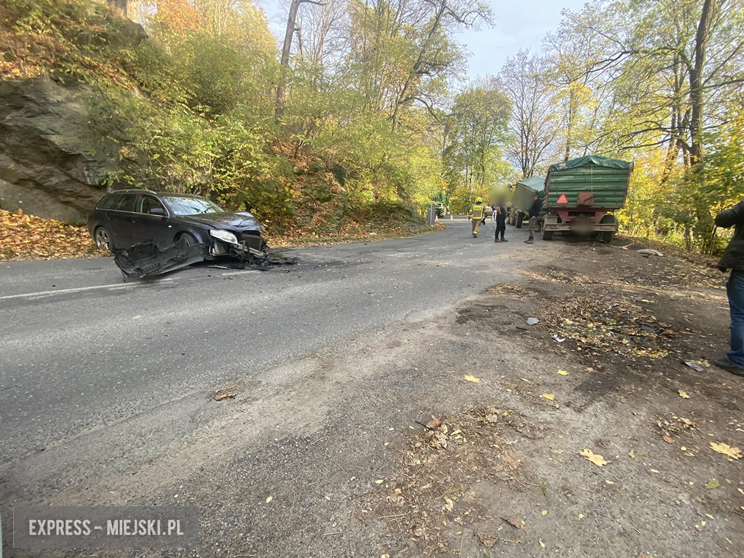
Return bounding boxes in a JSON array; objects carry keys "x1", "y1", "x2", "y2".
[
  {"x1": 599, "y1": 215, "x2": 617, "y2": 243},
  {"x1": 542, "y1": 231, "x2": 554, "y2": 240},
  {"x1": 516, "y1": 212, "x2": 524, "y2": 228}
]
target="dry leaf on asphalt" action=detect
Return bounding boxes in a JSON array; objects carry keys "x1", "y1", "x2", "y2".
[
  {"x1": 557, "y1": 370, "x2": 569, "y2": 376},
  {"x1": 503, "y1": 516, "x2": 526, "y2": 529},
  {"x1": 426, "y1": 418, "x2": 442, "y2": 429},
  {"x1": 478, "y1": 531, "x2": 498, "y2": 548},
  {"x1": 464, "y1": 375, "x2": 481, "y2": 383},
  {"x1": 678, "y1": 390, "x2": 690, "y2": 399},
  {"x1": 542, "y1": 393, "x2": 555, "y2": 401},
  {"x1": 710, "y1": 442, "x2": 743, "y2": 460},
  {"x1": 705, "y1": 479, "x2": 720, "y2": 489},
  {"x1": 265, "y1": 496, "x2": 273, "y2": 503},
  {"x1": 579, "y1": 449, "x2": 610, "y2": 467},
  {"x1": 662, "y1": 435, "x2": 674, "y2": 444}
]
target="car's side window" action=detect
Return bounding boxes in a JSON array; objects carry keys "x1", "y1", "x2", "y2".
[
  {"x1": 112, "y1": 194, "x2": 137, "y2": 212},
  {"x1": 138, "y1": 196, "x2": 166, "y2": 215},
  {"x1": 98, "y1": 194, "x2": 121, "y2": 210}
]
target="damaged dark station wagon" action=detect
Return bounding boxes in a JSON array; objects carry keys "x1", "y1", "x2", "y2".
[{"x1": 88, "y1": 190, "x2": 266, "y2": 259}]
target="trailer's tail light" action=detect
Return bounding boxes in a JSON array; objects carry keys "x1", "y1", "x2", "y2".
[{"x1": 556, "y1": 194, "x2": 568, "y2": 204}]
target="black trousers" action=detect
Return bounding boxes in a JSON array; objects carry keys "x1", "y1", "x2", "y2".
[{"x1": 495, "y1": 219, "x2": 506, "y2": 240}]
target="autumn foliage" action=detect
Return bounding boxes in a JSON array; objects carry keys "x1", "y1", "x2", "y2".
[{"x1": 0, "y1": 209, "x2": 105, "y2": 261}]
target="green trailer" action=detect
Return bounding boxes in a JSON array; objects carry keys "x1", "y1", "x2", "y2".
[
  {"x1": 432, "y1": 189, "x2": 450, "y2": 217},
  {"x1": 542, "y1": 155, "x2": 633, "y2": 242},
  {"x1": 510, "y1": 176, "x2": 545, "y2": 228}
]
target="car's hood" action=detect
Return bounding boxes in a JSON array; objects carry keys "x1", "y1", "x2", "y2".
[{"x1": 181, "y1": 212, "x2": 263, "y2": 231}]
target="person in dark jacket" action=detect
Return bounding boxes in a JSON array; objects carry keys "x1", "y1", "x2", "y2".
[
  {"x1": 714, "y1": 200, "x2": 744, "y2": 376},
  {"x1": 525, "y1": 194, "x2": 542, "y2": 243},
  {"x1": 494, "y1": 199, "x2": 507, "y2": 242}
]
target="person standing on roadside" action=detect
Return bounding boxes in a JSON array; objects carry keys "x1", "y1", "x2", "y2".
[
  {"x1": 714, "y1": 199, "x2": 744, "y2": 376},
  {"x1": 468, "y1": 197, "x2": 486, "y2": 238},
  {"x1": 525, "y1": 193, "x2": 542, "y2": 244},
  {"x1": 494, "y1": 198, "x2": 507, "y2": 242}
]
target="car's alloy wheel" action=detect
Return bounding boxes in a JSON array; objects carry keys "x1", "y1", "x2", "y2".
[{"x1": 95, "y1": 227, "x2": 113, "y2": 251}]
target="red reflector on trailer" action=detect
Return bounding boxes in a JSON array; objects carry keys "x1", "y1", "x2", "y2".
[{"x1": 556, "y1": 194, "x2": 568, "y2": 204}]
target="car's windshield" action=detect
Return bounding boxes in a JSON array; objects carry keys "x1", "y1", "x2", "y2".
[{"x1": 161, "y1": 196, "x2": 224, "y2": 216}]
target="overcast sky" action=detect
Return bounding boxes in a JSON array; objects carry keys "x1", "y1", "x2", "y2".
[{"x1": 258, "y1": 0, "x2": 589, "y2": 78}]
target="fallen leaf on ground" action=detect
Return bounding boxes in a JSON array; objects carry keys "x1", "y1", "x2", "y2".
[
  {"x1": 662, "y1": 435, "x2": 674, "y2": 444},
  {"x1": 265, "y1": 496, "x2": 273, "y2": 503},
  {"x1": 706, "y1": 479, "x2": 720, "y2": 489},
  {"x1": 375, "y1": 479, "x2": 385, "y2": 484},
  {"x1": 557, "y1": 370, "x2": 569, "y2": 376},
  {"x1": 542, "y1": 393, "x2": 555, "y2": 401},
  {"x1": 579, "y1": 449, "x2": 610, "y2": 467},
  {"x1": 426, "y1": 418, "x2": 442, "y2": 429},
  {"x1": 503, "y1": 516, "x2": 525, "y2": 529},
  {"x1": 710, "y1": 442, "x2": 742, "y2": 460},
  {"x1": 464, "y1": 375, "x2": 481, "y2": 383},
  {"x1": 478, "y1": 531, "x2": 498, "y2": 548},
  {"x1": 678, "y1": 389, "x2": 690, "y2": 399},
  {"x1": 214, "y1": 390, "x2": 236, "y2": 401}
]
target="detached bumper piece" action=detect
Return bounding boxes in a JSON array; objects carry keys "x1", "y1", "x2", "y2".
[{"x1": 114, "y1": 238, "x2": 205, "y2": 280}]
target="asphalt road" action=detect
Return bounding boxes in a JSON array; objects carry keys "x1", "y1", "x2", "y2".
[{"x1": 0, "y1": 220, "x2": 533, "y2": 467}]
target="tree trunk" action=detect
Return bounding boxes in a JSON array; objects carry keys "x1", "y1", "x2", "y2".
[
  {"x1": 275, "y1": 0, "x2": 304, "y2": 122},
  {"x1": 689, "y1": 0, "x2": 717, "y2": 166}
]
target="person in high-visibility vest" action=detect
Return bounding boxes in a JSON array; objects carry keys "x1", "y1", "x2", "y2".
[{"x1": 467, "y1": 197, "x2": 486, "y2": 237}]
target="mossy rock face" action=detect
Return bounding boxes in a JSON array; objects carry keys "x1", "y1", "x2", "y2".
[{"x1": 0, "y1": 78, "x2": 118, "y2": 221}]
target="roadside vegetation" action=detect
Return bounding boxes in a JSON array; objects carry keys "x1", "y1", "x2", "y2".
[{"x1": 0, "y1": 0, "x2": 742, "y2": 256}]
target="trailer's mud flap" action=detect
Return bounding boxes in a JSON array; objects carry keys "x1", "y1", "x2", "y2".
[{"x1": 114, "y1": 238, "x2": 206, "y2": 280}]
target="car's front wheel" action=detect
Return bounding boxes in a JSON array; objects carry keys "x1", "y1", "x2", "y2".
[
  {"x1": 178, "y1": 232, "x2": 198, "y2": 247},
  {"x1": 94, "y1": 227, "x2": 114, "y2": 252}
]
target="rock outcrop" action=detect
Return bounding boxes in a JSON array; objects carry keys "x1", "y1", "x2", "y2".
[{"x1": 0, "y1": 78, "x2": 118, "y2": 223}]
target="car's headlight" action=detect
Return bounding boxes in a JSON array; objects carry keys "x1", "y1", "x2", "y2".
[{"x1": 209, "y1": 229, "x2": 239, "y2": 244}]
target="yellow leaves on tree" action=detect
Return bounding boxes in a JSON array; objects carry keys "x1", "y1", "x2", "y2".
[
  {"x1": 0, "y1": 209, "x2": 104, "y2": 261},
  {"x1": 153, "y1": 0, "x2": 202, "y2": 36}
]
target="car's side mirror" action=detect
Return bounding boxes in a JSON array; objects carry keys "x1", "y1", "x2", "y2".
[{"x1": 149, "y1": 207, "x2": 166, "y2": 216}]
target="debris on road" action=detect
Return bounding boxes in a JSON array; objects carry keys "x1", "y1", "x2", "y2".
[
  {"x1": 114, "y1": 239, "x2": 205, "y2": 280},
  {"x1": 684, "y1": 361, "x2": 705, "y2": 373},
  {"x1": 114, "y1": 239, "x2": 298, "y2": 280},
  {"x1": 638, "y1": 248, "x2": 664, "y2": 257},
  {"x1": 526, "y1": 317, "x2": 539, "y2": 326},
  {"x1": 213, "y1": 389, "x2": 236, "y2": 401},
  {"x1": 552, "y1": 334, "x2": 566, "y2": 342}
]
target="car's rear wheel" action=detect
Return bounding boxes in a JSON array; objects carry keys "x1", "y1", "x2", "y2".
[{"x1": 94, "y1": 227, "x2": 114, "y2": 252}]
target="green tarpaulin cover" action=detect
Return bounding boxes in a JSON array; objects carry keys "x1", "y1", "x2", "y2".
[
  {"x1": 516, "y1": 176, "x2": 546, "y2": 192},
  {"x1": 549, "y1": 155, "x2": 633, "y2": 172}
]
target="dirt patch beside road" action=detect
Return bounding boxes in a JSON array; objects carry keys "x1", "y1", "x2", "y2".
[{"x1": 366, "y1": 241, "x2": 744, "y2": 557}]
